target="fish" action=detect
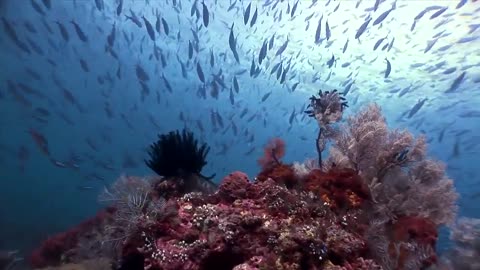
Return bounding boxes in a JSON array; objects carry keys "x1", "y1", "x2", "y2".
[
  {"x1": 196, "y1": 62, "x2": 205, "y2": 83},
  {"x1": 250, "y1": 8, "x2": 258, "y2": 27},
  {"x1": 227, "y1": 1, "x2": 236, "y2": 12},
  {"x1": 116, "y1": 0, "x2": 123, "y2": 15},
  {"x1": 280, "y1": 69, "x2": 287, "y2": 84},
  {"x1": 373, "y1": 7, "x2": 394, "y2": 26},
  {"x1": 79, "y1": 59, "x2": 89, "y2": 72},
  {"x1": 125, "y1": 11, "x2": 142, "y2": 28},
  {"x1": 210, "y1": 81, "x2": 219, "y2": 99},
  {"x1": 24, "y1": 21, "x2": 37, "y2": 33},
  {"x1": 27, "y1": 128, "x2": 50, "y2": 157},
  {"x1": 445, "y1": 72, "x2": 466, "y2": 93},
  {"x1": 424, "y1": 38, "x2": 438, "y2": 53},
  {"x1": 430, "y1": 7, "x2": 448, "y2": 19},
  {"x1": 387, "y1": 37, "x2": 395, "y2": 51},
  {"x1": 155, "y1": 14, "x2": 161, "y2": 33},
  {"x1": 41, "y1": 18, "x2": 53, "y2": 34},
  {"x1": 355, "y1": 17, "x2": 371, "y2": 40},
  {"x1": 373, "y1": 37, "x2": 387, "y2": 50},
  {"x1": 408, "y1": 98, "x2": 428, "y2": 118},
  {"x1": 202, "y1": 1, "x2": 209, "y2": 27},
  {"x1": 373, "y1": 0, "x2": 380, "y2": 11},
  {"x1": 327, "y1": 54, "x2": 335, "y2": 68},
  {"x1": 25, "y1": 67, "x2": 42, "y2": 81},
  {"x1": 344, "y1": 81, "x2": 354, "y2": 95},
  {"x1": 275, "y1": 37, "x2": 289, "y2": 56},
  {"x1": 77, "y1": 185, "x2": 94, "y2": 191},
  {"x1": 457, "y1": 36, "x2": 479, "y2": 44},
  {"x1": 269, "y1": 34, "x2": 275, "y2": 49},
  {"x1": 384, "y1": 58, "x2": 391, "y2": 78},
  {"x1": 291, "y1": 82, "x2": 299, "y2": 92},
  {"x1": 315, "y1": 15, "x2": 323, "y2": 44},
  {"x1": 141, "y1": 16, "x2": 154, "y2": 41},
  {"x1": 188, "y1": 41, "x2": 194, "y2": 59},
  {"x1": 162, "y1": 18, "x2": 169, "y2": 35},
  {"x1": 250, "y1": 58, "x2": 256, "y2": 77},
  {"x1": 289, "y1": 108, "x2": 296, "y2": 125},
  {"x1": 443, "y1": 67, "x2": 457, "y2": 74},
  {"x1": 229, "y1": 88, "x2": 235, "y2": 105},
  {"x1": 414, "y1": 5, "x2": 444, "y2": 20},
  {"x1": 41, "y1": 0, "x2": 51, "y2": 9},
  {"x1": 228, "y1": 24, "x2": 240, "y2": 63},
  {"x1": 261, "y1": 91, "x2": 272, "y2": 102},
  {"x1": 343, "y1": 39, "x2": 349, "y2": 53},
  {"x1": 210, "y1": 50, "x2": 215, "y2": 67},
  {"x1": 162, "y1": 74, "x2": 172, "y2": 93},
  {"x1": 244, "y1": 2, "x2": 251, "y2": 25},
  {"x1": 233, "y1": 76, "x2": 239, "y2": 93},
  {"x1": 258, "y1": 39, "x2": 268, "y2": 64},
  {"x1": 106, "y1": 22, "x2": 116, "y2": 48},
  {"x1": 291, "y1": 0, "x2": 299, "y2": 17},
  {"x1": 456, "y1": 0, "x2": 467, "y2": 9},
  {"x1": 2, "y1": 18, "x2": 31, "y2": 54},
  {"x1": 70, "y1": 20, "x2": 88, "y2": 42},
  {"x1": 30, "y1": 0, "x2": 45, "y2": 15},
  {"x1": 325, "y1": 20, "x2": 331, "y2": 41},
  {"x1": 136, "y1": 64, "x2": 149, "y2": 81},
  {"x1": 95, "y1": 0, "x2": 104, "y2": 11}
]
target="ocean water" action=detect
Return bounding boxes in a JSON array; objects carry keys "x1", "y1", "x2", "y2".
[{"x1": 0, "y1": 0, "x2": 479, "y2": 268}]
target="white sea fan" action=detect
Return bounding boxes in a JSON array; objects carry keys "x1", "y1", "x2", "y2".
[{"x1": 327, "y1": 103, "x2": 458, "y2": 226}]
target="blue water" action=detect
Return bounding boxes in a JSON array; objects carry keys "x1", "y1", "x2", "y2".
[{"x1": 0, "y1": 0, "x2": 479, "y2": 265}]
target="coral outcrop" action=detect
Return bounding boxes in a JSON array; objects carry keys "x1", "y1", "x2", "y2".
[{"x1": 28, "y1": 103, "x2": 462, "y2": 270}]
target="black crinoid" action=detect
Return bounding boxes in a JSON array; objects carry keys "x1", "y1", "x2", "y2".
[
  {"x1": 304, "y1": 89, "x2": 348, "y2": 168},
  {"x1": 145, "y1": 129, "x2": 217, "y2": 193},
  {"x1": 304, "y1": 89, "x2": 348, "y2": 126}
]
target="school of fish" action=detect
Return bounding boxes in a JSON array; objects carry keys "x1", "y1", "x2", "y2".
[{"x1": 0, "y1": 0, "x2": 479, "y2": 200}]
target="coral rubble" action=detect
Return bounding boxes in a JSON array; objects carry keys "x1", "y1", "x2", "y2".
[{"x1": 28, "y1": 102, "x2": 463, "y2": 270}]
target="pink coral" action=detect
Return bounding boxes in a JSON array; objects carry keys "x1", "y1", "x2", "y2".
[{"x1": 217, "y1": 171, "x2": 250, "y2": 202}]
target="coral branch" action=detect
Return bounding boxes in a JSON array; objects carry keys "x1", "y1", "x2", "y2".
[{"x1": 257, "y1": 137, "x2": 285, "y2": 170}]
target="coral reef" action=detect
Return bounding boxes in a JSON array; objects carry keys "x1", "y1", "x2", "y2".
[
  {"x1": 35, "y1": 258, "x2": 111, "y2": 270},
  {"x1": 28, "y1": 102, "x2": 463, "y2": 270}
]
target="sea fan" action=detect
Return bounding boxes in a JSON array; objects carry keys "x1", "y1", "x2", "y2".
[{"x1": 145, "y1": 129, "x2": 210, "y2": 178}]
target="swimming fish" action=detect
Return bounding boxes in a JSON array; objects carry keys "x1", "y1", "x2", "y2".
[{"x1": 384, "y1": 58, "x2": 391, "y2": 78}]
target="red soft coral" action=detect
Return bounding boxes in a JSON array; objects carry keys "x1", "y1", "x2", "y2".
[
  {"x1": 29, "y1": 208, "x2": 114, "y2": 268},
  {"x1": 256, "y1": 163, "x2": 297, "y2": 189},
  {"x1": 389, "y1": 216, "x2": 438, "y2": 269},
  {"x1": 258, "y1": 138, "x2": 285, "y2": 170},
  {"x1": 304, "y1": 169, "x2": 370, "y2": 210}
]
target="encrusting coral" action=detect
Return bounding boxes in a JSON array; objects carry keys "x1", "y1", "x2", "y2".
[{"x1": 28, "y1": 98, "x2": 463, "y2": 270}]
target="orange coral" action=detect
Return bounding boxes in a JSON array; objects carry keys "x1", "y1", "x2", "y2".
[{"x1": 304, "y1": 168, "x2": 370, "y2": 210}]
